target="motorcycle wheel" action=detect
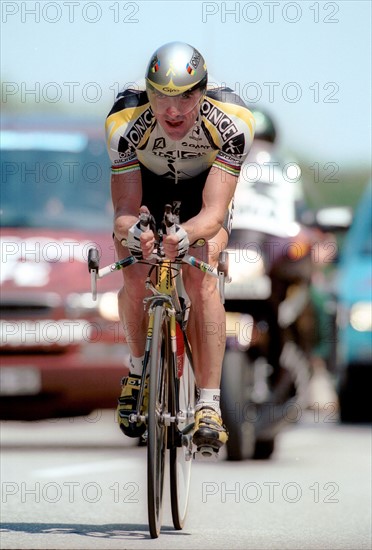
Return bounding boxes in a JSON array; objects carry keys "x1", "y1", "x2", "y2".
[
  {"x1": 221, "y1": 349, "x2": 257, "y2": 461},
  {"x1": 253, "y1": 438, "x2": 275, "y2": 460}
]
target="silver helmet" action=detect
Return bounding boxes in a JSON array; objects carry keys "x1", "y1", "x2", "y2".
[{"x1": 145, "y1": 42, "x2": 208, "y2": 97}]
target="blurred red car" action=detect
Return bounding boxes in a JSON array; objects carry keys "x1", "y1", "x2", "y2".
[{"x1": 0, "y1": 117, "x2": 128, "y2": 419}]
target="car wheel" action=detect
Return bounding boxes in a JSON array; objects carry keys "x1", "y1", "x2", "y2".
[{"x1": 338, "y1": 365, "x2": 372, "y2": 423}]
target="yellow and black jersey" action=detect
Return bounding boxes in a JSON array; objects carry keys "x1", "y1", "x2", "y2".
[{"x1": 105, "y1": 85, "x2": 255, "y2": 182}]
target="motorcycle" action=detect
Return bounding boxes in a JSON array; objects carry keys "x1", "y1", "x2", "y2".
[{"x1": 221, "y1": 145, "x2": 315, "y2": 460}]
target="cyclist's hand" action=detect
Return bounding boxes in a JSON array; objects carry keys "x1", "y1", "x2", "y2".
[
  {"x1": 127, "y1": 221, "x2": 155, "y2": 259},
  {"x1": 162, "y1": 225, "x2": 189, "y2": 261}
]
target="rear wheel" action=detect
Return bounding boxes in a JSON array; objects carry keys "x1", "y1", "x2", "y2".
[
  {"x1": 169, "y1": 347, "x2": 195, "y2": 530},
  {"x1": 147, "y1": 305, "x2": 168, "y2": 538}
]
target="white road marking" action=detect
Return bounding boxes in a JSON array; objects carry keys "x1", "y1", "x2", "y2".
[{"x1": 33, "y1": 457, "x2": 140, "y2": 478}]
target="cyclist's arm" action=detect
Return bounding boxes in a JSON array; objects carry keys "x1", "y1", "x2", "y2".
[
  {"x1": 111, "y1": 171, "x2": 155, "y2": 257},
  {"x1": 182, "y1": 165, "x2": 238, "y2": 243},
  {"x1": 111, "y1": 171, "x2": 142, "y2": 242}
]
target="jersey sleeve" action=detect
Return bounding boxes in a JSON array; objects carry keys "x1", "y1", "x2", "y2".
[
  {"x1": 204, "y1": 88, "x2": 255, "y2": 177},
  {"x1": 105, "y1": 89, "x2": 149, "y2": 176}
]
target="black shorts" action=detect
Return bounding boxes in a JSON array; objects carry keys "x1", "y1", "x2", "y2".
[{"x1": 139, "y1": 164, "x2": 232, "y2": 234}]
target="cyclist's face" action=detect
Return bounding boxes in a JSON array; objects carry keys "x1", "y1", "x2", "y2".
[{"x1": 148, "y1": 88, "x2": 204, "y2": 140}]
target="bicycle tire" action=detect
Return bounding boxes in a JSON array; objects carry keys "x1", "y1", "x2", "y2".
[
  {"x1": 147, "y1": 304, "x2": 169, "y2": 539},
  {"x1": 169, "y1": 343, "x2": 195, "y2": 530}
]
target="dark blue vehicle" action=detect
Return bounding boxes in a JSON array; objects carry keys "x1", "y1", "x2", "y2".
[{"x1": 335, "y1": 181, "x2": 372, "y2": 422}]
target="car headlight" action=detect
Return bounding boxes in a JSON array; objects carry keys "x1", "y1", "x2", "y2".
[
  {"x1": 226, "y1": 312, "x2": 255, "y2": 348},
  {"x1": 67, "y1": 292, "x2": 120, "y2": 322},
  {"x1": 350, "y1": 302, "x2": 372, "y2": 332},
  {"x1": 97, "y1": 292, "x2": 120, "y2": 322},
  {"x1": 225, "y1": 248, "x2": 271, "y2": 300},
  {"x1": 228, "y1": 248, "x2": 265, "y2": 283}
]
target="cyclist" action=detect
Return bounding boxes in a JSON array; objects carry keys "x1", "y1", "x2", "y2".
[{"x1": 105, "y1": 41, "x2": 255, "y2": 453}]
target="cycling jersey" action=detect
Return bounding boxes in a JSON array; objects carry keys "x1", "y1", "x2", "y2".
[{"x1": 105, "y1": 85, "x2": 255, "y2": 183}]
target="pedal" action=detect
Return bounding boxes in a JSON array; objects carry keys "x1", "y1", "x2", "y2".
[{"x1": 193, "y1": 446, "x2": 219, "y2": 461}]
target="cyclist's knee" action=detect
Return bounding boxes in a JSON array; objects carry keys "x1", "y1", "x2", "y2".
[
  {"x1": 183, "y1": 269, "x2": 217, "y2": 303},
  {"x1": 120, "y1": 266, "x2": 148, "y2": 301},
  {"x1": 183, "y1": 230, "x2": 227, "y2": 301}
]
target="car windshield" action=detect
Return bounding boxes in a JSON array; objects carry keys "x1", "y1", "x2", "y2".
[{"x1": 1, "y1": 130, "x2": 112, "y2": 231}]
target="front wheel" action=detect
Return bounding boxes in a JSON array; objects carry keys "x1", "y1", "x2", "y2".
[
  {"x1": 147, "y1": 305, "x2": 168, "y2": 538},
  {"x1": 169, "y1": 349, "x2": 195, "y2": 530}
]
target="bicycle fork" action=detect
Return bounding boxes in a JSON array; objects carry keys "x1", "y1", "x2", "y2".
[{"x1": 128, "y1": 299, "x2": 193, "y2": 433}]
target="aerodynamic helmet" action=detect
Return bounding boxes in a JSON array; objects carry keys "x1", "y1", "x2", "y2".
[
  {"x1": 146, "y1": 41, "x2": 208, "y2": 95},
  {"x1": 145, "y1": 42, "x2": 208, "y2": 115}
]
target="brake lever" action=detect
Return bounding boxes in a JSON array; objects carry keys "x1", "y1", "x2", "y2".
[
  {"x1": 217, "y1": 250, "x2": 231, "y2": 305},
  {"x1": 139, "y1": 212, "x2": 150, "y2": 232},
  {"x1": 87, "y1": 247, "x2": 100, "y2": 301},
  {"x1": 163, "y1": 204, "x2": 176, "y2": 235}
]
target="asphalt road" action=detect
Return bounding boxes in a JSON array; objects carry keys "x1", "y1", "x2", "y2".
[{"x1": 1, "y1": 408, "x2": 371, "y2": 550}]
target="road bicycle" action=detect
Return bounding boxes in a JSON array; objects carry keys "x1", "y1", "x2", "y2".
[{"x1": 87, "y1": 206, "x2": 230, "y2": 538}]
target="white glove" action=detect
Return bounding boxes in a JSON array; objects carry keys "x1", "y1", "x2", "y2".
[
  {"x1": 125, "y1": 221, "x2": 144, "y2": 259},
  {"x1": 172, "y1": 224, "x2": 190, "y2": 260}
]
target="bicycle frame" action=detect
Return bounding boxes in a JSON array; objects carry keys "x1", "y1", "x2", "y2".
[{"x1": 134, "y1": 259, "x2": 187, "y2": 429}]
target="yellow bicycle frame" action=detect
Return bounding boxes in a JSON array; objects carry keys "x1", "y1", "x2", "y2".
[{"x1": 145, "y1": 260, "x2": 179, "y2": 371}]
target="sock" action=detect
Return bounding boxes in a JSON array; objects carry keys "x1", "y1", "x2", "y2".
[
  {"x1": 196, "y1": 388, "x2": 221, "y2": 414},
  {"x1": 129, "y1": 355, "x2": 144, "y2": 376}
]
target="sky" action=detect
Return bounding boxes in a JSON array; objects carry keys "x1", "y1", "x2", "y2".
[{"x1": 1, "y1": 0, "x2": 371, "y2": 169}]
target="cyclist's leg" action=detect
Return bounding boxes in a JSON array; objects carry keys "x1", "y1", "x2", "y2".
[
  {"x1": 114, "y1": 236, "x2": 150, "y2": 357},
  {"x1": 114, "y1": 237, "x2": 151, "y2": 436},
  {"x1": 181, "y1": 227, "x2": 229, "y2": 450},
  {"x1": 182, "y1": 228, "x2": 227, "y2": 387}
]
